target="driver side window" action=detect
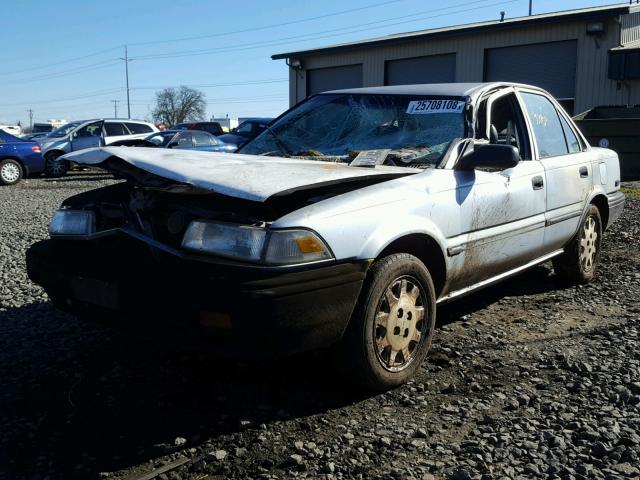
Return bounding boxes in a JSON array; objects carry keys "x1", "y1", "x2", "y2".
[{"x1": 487, "y1": 93, "x2": 531, "y2": 160}]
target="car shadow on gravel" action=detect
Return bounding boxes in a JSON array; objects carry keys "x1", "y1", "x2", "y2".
[
  {"x1": 41, "y1": 174, "x2": 116, "y2": 183},
  {"x1": 1, "y1": 265, "x2": 569, "y2": 479},
  {"x1": 0, "y1": 302, "x2": 370, "y2": 479}
]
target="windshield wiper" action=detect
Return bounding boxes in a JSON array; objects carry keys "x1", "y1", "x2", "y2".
[{"x1": 264, "y1": 126, "x2": 291, "y2": 156}]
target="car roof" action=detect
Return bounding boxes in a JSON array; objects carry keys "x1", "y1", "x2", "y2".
[
  {"x1": 75, "y1": 118, "x2": 153, "y2": 124},
  {"x1": 240, "y1": 118, "x2": 273, "y2": 122},
  {"x1": 322, "y1": 82, "x2": 546, "y2": 101}
]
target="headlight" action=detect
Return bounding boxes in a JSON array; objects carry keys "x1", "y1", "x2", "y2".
[
  {"x1": 49, "y1": 209, "x2": 95, "y2": 236},
  {"x1": 181, "y1": 221, "x2": 333, "y2": 265},
  {"x1": 181, "y1": 221, "x2": 266, "y2": 261}
]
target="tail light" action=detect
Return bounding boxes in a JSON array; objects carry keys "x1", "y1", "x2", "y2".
[{"x1": 31, "y1": 146, "x2": 41, "y2": 153}]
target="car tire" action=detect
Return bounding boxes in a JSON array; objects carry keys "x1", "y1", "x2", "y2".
[
  {"x1": 0, "y1": 158, "x2": 23, "y2": 185},
  {"x1": 44, "y1": 151, "x2": 68, "y2": 178},
  {"x1": 336, "y1": 253, "x2": 436, "y2": 391},
  {"x1": 552, "y1": 204, "x2": 603, "y2": 284}
]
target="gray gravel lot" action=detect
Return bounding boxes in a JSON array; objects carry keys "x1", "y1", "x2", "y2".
[{"x1": 0, "y1": 173, "x2": 639, "y2": 480}]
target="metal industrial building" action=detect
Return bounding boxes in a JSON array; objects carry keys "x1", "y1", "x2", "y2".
[{"x1": 272, "y1": 3, "x2": 640, "y2": 114}]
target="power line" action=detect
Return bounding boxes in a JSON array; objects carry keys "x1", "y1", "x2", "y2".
[
  {"x1": 128, "y1": 0, "x2": 407, "y2": 47},
  {"x1": 0, "y1": 0, "x2": 405, "y2": 81},
  {"x1": 0, "y1": 60, "x2": 120, "y2": 86},
  {"x1": 132, "y1": 0, "x2": 519, "y2": 61},
  {"x1": 0, "y1": 88, "x2": 124, "y2": 107},
  {"x1": 132, "y1": 79, "x2": 287, "y2": 90},
  {"x1": 0, "y1": 46, "x2": 121, "y2": 77},
  {"x1": 0, "y1": 79, "x2": 286, "y2": 108}
]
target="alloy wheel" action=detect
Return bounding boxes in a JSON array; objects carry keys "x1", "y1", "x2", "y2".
[
  {"x1": 0, "y1": 162, "x2": 21, "y2": 183},
  {"x1": 373, "y1": 276, "x2": 426, "y2": 372},
  {"x1": 580, "y1": 216, "x2": 598, "y2": 272}
]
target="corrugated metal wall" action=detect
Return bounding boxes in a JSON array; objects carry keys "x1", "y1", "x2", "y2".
[
  {"x1": 288, "y1": 14, "x2": 640, "y2": 112},
  {"x1": 622, "y1": 11, "x2": 640, "y2": 44}
]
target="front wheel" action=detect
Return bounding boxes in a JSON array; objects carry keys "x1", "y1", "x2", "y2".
[
  {"x1": 336, "y1": 253, "x2": 436, "y2": 390},
  {"x1": 553, "y1": 204, "x2": 603, "y2": 284},
  {"x1": 0, "y1": 158, "x2": 23, "y2": 185},
  {"x1": 44, "y1": 152, "x2": 68, "y2": 178}
]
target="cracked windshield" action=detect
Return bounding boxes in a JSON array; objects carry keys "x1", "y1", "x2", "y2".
[{"x1": 241, "y1": 94, "x2": 465, "y2": 168}]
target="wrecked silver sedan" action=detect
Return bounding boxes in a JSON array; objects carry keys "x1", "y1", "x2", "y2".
[{"x1": 27, "y1": 83, "x2": 625, "y2": 389}]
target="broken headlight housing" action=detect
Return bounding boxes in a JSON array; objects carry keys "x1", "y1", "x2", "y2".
[
  {"x1": 181, "y1": 221, "x2": 333, "y2": 265},
  {"x1": 49, "y1": 209, "x2": 96, "y2": 236}
]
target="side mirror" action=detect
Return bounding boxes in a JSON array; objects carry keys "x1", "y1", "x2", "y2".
[
  {"x1": 167, "y1": 141, "x2": 179, "y2": 149},
  {"x1": 456, "y1": 144, "x2": 520, "y2": 171}
]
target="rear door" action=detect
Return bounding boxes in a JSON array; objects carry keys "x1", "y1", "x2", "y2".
[
  {"x1": 518, "y1": 89, "x2": 591, "y2": 252},
  {"x1": 103, "y1": 122, "x2": 130, "y2": 145}
]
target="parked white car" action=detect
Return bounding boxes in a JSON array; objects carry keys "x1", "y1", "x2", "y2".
[
  {"x1": 0, "y1": 124, "x2": 23, "y2": 137},
  {"x1": 38, "y1": 119, "x2": 158, "y2": 177},
  {"x1": 27, "y1": 83, "x2": 624, "y2": 389}
]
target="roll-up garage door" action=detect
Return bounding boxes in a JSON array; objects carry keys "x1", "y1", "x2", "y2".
[
  {"x1": 307, "y1": 64, "x2": 363, "y2": 96},
  {"x1": 385, "y1": 53, "x2": 456, "y2": 85},
  {"x1": 484, "y1": 40, "x2": 577, "y2": 100}
]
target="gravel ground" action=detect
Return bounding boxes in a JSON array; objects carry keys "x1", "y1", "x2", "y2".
[{"x1": 0, "y1": 173, "x2": 638, "y2": 480}]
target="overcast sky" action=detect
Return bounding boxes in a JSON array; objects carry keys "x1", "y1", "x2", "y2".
[{"x1": 0, "y1": 0, "x2": 624, "y2": 125}]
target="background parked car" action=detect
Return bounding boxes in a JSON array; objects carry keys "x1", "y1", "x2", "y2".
[
  {"x1": 217, "y1": 118, "x2": 273, "y2": 150},
  {"x1": 0, "y1": 129, "x2": 44, "y2": 185},
  {"x1": 172, "y1": 121, "x2": 224, "y2": 136},
  {"x1": 0, "y1": 124, "x2": 23, "y2": 137},
  {"x1": 111, "y1": 129, "x2": 236, "y2": 152},
  {"x1": 38, "y1": 119, "x2": 158, "y2": 177}
]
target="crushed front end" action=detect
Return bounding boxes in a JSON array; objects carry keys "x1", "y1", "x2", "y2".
[{"x1": 26, "y1": 172, "x2": 368, "y2": 357}]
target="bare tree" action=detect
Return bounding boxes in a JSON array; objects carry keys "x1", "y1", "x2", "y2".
[{"x1": 152, "y1": 86, "x2": 206, "y2": 126}]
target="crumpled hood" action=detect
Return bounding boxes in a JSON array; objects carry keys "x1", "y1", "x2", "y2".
[{"x1": 62, "y1": 146, "x2": 417, "y2": 202}]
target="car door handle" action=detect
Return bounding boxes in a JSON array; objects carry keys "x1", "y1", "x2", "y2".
[
  {"x1": 579, "y1": 166, "x2": 589, "y2": 178},
  {"x1": 531, "y1": 176, "x2": 544, "y2": 190}
]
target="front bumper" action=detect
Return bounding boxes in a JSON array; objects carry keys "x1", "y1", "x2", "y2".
[{"x1": 26, "y1": 232, "x2": 368, "y2": 357}]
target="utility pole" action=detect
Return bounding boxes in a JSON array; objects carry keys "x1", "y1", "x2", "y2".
[
  {"x1": 119, "y1": 45, "x2": 132, "y2": 118},
  {"x1": 111, "y1": 100, "x2": 120, "y2": 118},
  {"x1": 27, "y1": 109, "x2": 33, "y2": 129},
  {"x1": 529, "y1": 0, "x2": 532, "y2": 15}
]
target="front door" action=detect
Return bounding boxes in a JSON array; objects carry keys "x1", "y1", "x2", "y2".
[
  {"x1": 444, "y1": 90, "x2": 547, "y2": 291},
  {"x1": 70, "y1": 121, "x2": 103, "y2": 152}
]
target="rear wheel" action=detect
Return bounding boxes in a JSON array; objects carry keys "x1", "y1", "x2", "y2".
[
  {"x1": 337, "y1": 253, "x2": 436, "y2": 390},
  {"x1": 0, "y1": 159, "x2": 23, "y2": 185},
  {"x1": 44, "y1": 151, "x2": 68, "y2": 178},
  {"x1": 553, "y1": 204, "x2": 602, "y2": 284}
]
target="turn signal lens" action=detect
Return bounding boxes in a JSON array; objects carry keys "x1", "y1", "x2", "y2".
[{"x1": 264, "y1": 230, "x2": 332, "y2": 265}]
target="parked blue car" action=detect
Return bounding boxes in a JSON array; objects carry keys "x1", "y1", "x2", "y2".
[
  {"x1": 0, "y1": 130, "x2": 44, "y2": 185},
  {"x1": 111, "y1": 129, "x2": 236, "y2": 153}
]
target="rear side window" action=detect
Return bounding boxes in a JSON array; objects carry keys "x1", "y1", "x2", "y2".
[
  {"x1": 175, "y1": 132, "x2": 193, "y2": 147},
  {"x1": 193, "y1": 131, "x2": 216, "y2": 146},
  {"x1": 125, "y1": 122, "x2": 153, "y2": 134},
  {"x1": 558, "y1": 114, "x2": 581, "y2": 154},
  {"x1": 520, "y1": 92, "x2": 568, "y2": 159},
  {"x1": 104, "y1": 122, "x2": 128, "y2": 136}
]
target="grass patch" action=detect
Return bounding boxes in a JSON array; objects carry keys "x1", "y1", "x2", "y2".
[{"x1": 621, "y1": 186, "x2": 640, "y2": 200}]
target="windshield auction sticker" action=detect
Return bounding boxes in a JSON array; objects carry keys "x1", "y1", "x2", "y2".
[{"x1": 406, "y1": 99, "x2": 465, "y2": 114}]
